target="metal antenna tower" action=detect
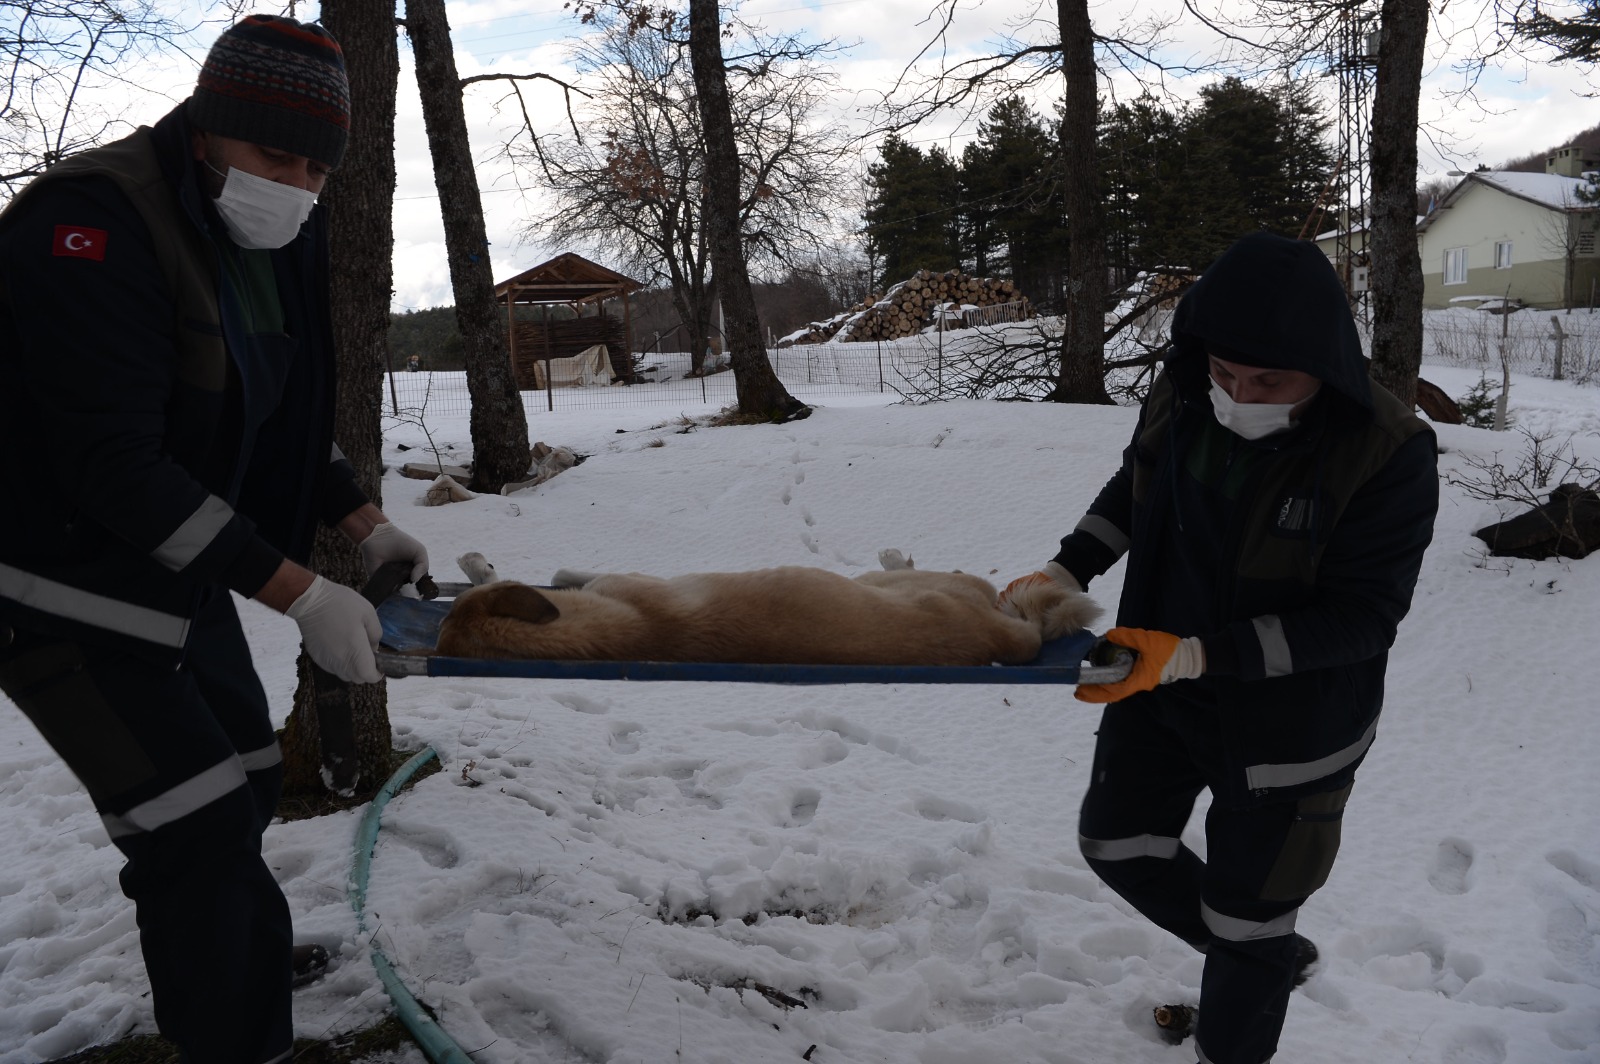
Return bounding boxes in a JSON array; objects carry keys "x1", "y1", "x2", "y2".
[{"x1": 1331, "y1": 0, "x2": 1380, "y2": 326}]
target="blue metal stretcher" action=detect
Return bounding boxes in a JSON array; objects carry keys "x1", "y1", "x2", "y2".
[{"x1": 375, "y1": 582, "x2": 1132, "y2": 686}]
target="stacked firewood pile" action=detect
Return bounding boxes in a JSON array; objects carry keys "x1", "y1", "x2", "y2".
[
  {"x1": 780, "y1": 271, "x2": 1032, "y2": 346},
  {"x1": 508, "y1": 313, "x2": 632, "y2": 387}
]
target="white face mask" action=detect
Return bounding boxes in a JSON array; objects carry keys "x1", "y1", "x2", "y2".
[
  {"x1": 208, "y1": 164, "x2": 316, "y2": 249},
  {"x1": 1209, "y1": 379, "x2": 1311, "y2": 441}
]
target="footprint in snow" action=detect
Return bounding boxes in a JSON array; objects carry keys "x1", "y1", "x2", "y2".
[
  {"x1": 1428, "y1": 836, "x2": 1475, "y2": 895},
  {"x1": 607, "y1": 722, "x2": 642, "y2": 754},
  {"x1": 785, "y1": 788, "x2": 820, "y2": 827},
  {"x1": 383, "y1": 823, "x2": 460, "y2": 869},
  {"x1": 1548, "y1": 848, "x2": 1600, "y2": 890},
  {"x1": 1439, "y1": 1026, "x2": 1508, "y2": 1064},
  {"x1": 796, "y1": 732, "x2": 851, "y2": 769},
  {"x1": 1341, "y1": 921, "x2": 1481, "y2": 995},
  {"x1": 914, "y1": 796, "x2": 985, "y2": 824},
  {"x1": 1540, "y1": 849, "x2": 1600, "y2": 983},
  {"x1": 1021, "y1": 866, "x2": 1099, "y2": 901},
  {"x1": 551, "y1": 692, "x2": 609, "y2": 715}
]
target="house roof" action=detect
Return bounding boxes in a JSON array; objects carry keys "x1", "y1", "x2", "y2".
[
  {"x1": 1416, "y1": 171, "x2": 1597, "y2": 233},
  {"x1": 1312, "y1": 217, "x2": 1424, "y2": 242},
  {"x1": 494, "y1": 252, "x2": 642, "y2": 305}
]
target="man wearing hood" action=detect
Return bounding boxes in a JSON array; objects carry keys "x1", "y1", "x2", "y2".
[
  {"x1": 1000, "y1": 232, "x2": 1438, "y2": 1062},
  {"x1": 0, "y1": 15, "x2": 431, "y2": 1062}
]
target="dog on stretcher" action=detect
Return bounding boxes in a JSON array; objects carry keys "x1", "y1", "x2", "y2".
[{"x1": 435, "y1": 550, "x2": 1100, "y2": 667}]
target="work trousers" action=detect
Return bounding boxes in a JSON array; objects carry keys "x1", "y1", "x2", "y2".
[
  {"x1": 1077, "y1": 692, "x2": 1351, "y2": 1064},
  {"x1": 0, "y1": 593, "x2": 293, "y2": 1064}
]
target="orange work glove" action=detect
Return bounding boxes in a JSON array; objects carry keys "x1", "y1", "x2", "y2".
[
  {"x1": 1075, "y1": 627, "x2": 1205, "y2": 703},
  {"x1": 996, "y1": 562, "x2": 1081, "y2": 612}
]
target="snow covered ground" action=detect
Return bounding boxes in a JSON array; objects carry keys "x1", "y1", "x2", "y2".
[{"x1": 1, "y1": 364, "x2": 1597, "y2": 1064}]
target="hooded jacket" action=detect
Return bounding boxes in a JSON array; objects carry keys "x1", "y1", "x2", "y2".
[
  {"x1": 0, "y1": 104, "x2": 367, "y2": 662},
  {"x1": 1055, "y1": 233, "x2": 1439, "y2": 805}
]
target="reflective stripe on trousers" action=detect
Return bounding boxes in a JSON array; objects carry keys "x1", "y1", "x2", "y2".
[
  {"x1": 1079, "y1": 832, "x2": 1182, "y2": 861},
  {"x1": 102, "y1": 757, "x2": 248, "y2": 839}
]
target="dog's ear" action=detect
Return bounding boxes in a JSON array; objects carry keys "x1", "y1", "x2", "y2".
[{"x1": 482, "y1": 584, "x2": 561, "y2": 626}]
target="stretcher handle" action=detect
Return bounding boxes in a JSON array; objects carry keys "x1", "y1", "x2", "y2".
[{"x1": 361, "y1": 560, "x2": 439, "y2": 606}]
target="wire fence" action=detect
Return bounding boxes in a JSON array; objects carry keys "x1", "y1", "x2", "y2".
[
  {"x1": 1419, "y1": 309, "x2": 1600, "y2": 384},
  {"x1": 383, "y1": 308, "x2": 1600, "y2": 419},
  {"x1": 385, "y1": 324, "x2": 1034, "y2": 416}
]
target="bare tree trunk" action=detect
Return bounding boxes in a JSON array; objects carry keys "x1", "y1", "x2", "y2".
[
  {"x1": 1049, "y1": 0, "x2": 1113, "y2": 405},
  {"x1": 279, "y1": 0, "x2": 399, "y2": 798},
  {"x1": 407, "y1": 0, "x2": 532, "y2": 488},
  {"x1": 686, "y1": 0, "x2": 807, "y2": 421},
  {"x1": 1368, "y1": 0, "x2": 1428, "y2": 410}
]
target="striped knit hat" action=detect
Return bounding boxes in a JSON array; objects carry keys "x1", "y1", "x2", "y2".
[{"x1": 186, "y1": 15, "x2": 350, "y2": 169}]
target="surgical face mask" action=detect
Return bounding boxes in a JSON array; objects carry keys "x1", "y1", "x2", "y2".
[
  {"x1": 1209, "y1": 379, "x2": 1310, "y2": 441},
  {"x1": 207, "y1": 163, "x2": 316, "y2": 249}
]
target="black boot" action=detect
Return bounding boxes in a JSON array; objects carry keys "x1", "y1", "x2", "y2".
[
  {"x1": 291, "y1": 943, "x2": 330, "y2": 989},
  {"x1": 1291, "y1": 933, "x2": 1319, "y2": 987}
]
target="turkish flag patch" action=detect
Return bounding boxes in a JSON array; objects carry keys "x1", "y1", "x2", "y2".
[{"x1": 53, "y1": 225, "x2": 108, "y2": 261}]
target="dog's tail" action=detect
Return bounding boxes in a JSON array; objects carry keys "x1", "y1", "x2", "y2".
[{"x1": 1000, "y1": 581, "x2": 1102, "y2": 641}]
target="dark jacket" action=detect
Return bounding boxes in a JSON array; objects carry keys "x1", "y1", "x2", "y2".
[
  {"x1": 1055, "y1": 233, "x2": 1439, "y2": 805},
  {"x1": 0, "y1": 104, "x2": 366, "y2": 662}
]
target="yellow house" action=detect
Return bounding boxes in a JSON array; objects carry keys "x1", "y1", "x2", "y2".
[{"x1": 1417, "y1": 150, "x2": 1600, "y2": 310}]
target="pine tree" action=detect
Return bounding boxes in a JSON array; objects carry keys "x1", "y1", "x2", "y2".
[
  {"x1": 1512, "y1": 0, "x2": 1600, "y2": 62},
  {"x1": 863, "y1": 135, "x2": 962, "y2": 288},
  {"x1": 1098, "y1": 95, "x2": 1191, "y2": 281},
  {"x1": 960, "y1": 97, "x2": 1065, "y2": 304}
]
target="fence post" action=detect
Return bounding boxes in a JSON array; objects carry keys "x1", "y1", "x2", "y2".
[
  {"x1": 1494, "y1": 297, "x2": 1511, "y2": 431},
  {"x1": 384, "y1": 346, "x2": 400, "y2": 415},
  {"x1": 876, "y1": 338, "x2": 883, "y2": 393},
  {"x1": 1551, "y1": 317, "x2": 1566, "y2": 381}
]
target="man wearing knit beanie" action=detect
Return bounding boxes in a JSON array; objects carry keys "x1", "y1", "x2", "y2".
[{"x1": 0, "y1": 14, "x2": 433, "y2": 1062}]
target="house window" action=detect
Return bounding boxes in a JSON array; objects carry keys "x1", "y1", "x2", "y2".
[
  {"x1": 1443, "y1": 247, "x2": 1469, "y2": 285},
  {"x1": 1494, "y1": 241, "x2": 1513, "y2": 269}
]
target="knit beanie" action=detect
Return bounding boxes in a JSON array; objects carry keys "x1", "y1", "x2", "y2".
[{"x1": 186, "y1": 14, "x2": 350, "y2": 169}]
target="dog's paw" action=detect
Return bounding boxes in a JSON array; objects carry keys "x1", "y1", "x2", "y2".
[
  {"x1": 1003, "y1": 581, "x2": 1102, "y2": 641},
  {"x1": 878, "y1": 548, "x2": 915, "y2": 571},
  {"x1": 457, "y1": 552, "x2": 500, "y2": 586},
  {"x1": 550, "y1": 568, "x2": 604, "y2": 588}
]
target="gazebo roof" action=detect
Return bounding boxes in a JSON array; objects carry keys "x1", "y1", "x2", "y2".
[{"x1": 494, "y1": 252, "x2": 642, "y2": 305}]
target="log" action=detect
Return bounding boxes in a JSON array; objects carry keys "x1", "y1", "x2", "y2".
[
  {"x1": 1473, "y1": 483, "x2": 1600, "y2": 560},
  {"x1": 1415, "y1": 378, "x2": 1463, "y2": 424}
]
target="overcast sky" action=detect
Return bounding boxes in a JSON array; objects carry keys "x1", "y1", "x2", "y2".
[{"x1": 110, "y1": 0, "x2": 1600, "y2": 311}]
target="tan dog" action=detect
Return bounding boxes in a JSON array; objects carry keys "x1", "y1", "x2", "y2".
[{"x1": 435, "y1": 559, "x2": 1099, "y2": 667}]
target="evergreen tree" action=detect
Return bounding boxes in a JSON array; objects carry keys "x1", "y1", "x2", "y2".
[
  {"x1": 1187, "y1": 79, "x2": 1286, "y2": 235},
  {"x1": 1097, "y1": 78, "x2": 1335, "y2": 282},
  {"x1": 1512, "y1": 0, "x2": 1600, "y2": 62},
  {"x1": 1098, "y1": 95, "x2": 1192, "y2": 282},
  {"x1": 863, "y1": 135, "x2": 962, "y2": 288},
  {"x1": 961, "y1": 97, "x2": 1066, "y2": 305}
]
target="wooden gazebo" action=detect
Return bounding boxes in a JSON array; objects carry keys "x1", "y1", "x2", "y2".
[{"x1": 494, "y1": 253, "x2": 642, "y2": 394}]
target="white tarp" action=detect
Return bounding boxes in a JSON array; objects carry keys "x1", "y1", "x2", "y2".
[{"x1": 533, "y1": 344, "x2": 613, "y2": 388}]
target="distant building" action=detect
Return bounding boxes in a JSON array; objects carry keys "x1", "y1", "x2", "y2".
[
  {"x1": 1416, "y1": 148, "x2": 1600, "y2": 310},
  {"x1": 1312, "y1": 147, "x2": 1600, "y2": 310}
]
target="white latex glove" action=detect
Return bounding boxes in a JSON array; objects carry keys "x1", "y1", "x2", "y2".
[
  {"x1": 358, "y1": 521, "x2": 430, "y2": 583},
  {"x1": 286, "y1": 576, "x2": 383, "y2": 683}
]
